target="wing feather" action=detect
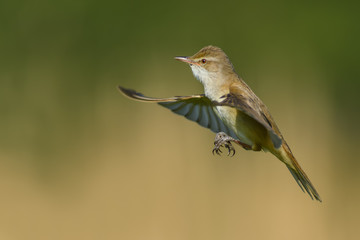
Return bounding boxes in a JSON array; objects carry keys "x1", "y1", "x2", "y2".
[
  {"x1": 198, "y1": 105, "x2": 209, "y2": 127},
  {"x1": 186, "y1": 104, "x2": 201, "y2": 122},
  {"x1": 175, "y1": 102, "x2": 193, "y2": 116},
  {"x1": 215, "y1": 84, "x2": 283, "y2": 148},
  {"x1": 206, "y1": 105, "x2": 220, "y2": 133},
  {"x1": 118, "y1": 86, "x2": 238, "y2": 138}
]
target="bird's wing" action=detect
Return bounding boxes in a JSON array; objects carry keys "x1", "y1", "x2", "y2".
[
  {"x1": 215, "y1": 84, "x2": 282, "y2": 149},
  {"x1": 119, "y1": 86, "x2": 238, "y2": 139}
]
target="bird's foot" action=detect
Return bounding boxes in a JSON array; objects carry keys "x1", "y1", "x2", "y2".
[
  {"x1": 212, "y1": 132, "x2": 237, "y2": 156},
  {"x1": 212, "y1": 132, "x2": 252, "y2": 156}
]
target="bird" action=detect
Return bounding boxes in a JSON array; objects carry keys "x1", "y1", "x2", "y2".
[{"x1": 118, "y1": 45, "x2": 321, "y2": 202}]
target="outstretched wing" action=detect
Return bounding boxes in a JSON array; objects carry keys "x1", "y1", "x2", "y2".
[
  {"x1": 214, "y1": 84, "x2": 283, "y2": 149},
  {"x1": 119, "y1": 86, "x2": 238, "y2": 139}
]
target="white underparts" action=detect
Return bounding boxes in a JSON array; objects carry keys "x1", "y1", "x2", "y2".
[{"x1": 190, "y1": 65, "x2": 226, "y2": 101}]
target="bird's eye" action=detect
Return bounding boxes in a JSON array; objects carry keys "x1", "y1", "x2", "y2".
[{"x1": 201, "y1": 59, "x2": 207, "y2": 64}]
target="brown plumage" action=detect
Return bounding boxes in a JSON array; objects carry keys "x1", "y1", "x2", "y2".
[{"x1": 119, "y1": 45, "x2": 321, "y2": 201}]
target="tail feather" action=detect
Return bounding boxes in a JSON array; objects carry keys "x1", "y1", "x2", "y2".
[
  {"x1": 286, "y1": 166, "x2": 322, "y2": 201},
  {"x1": 283, "y1": 149, "x2": 322, "y2": 202},
  {"x1": 286, "y1": 166, "x2": 305, "y2": 193}
]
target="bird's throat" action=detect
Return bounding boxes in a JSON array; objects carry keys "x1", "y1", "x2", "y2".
[{"x1": 190, "y1": 66, "x2": 229, "y2": 101}]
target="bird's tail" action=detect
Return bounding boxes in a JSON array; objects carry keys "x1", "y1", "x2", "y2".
[{"x1": 279, "y1": 145, "x2": 322, "y2": 202}]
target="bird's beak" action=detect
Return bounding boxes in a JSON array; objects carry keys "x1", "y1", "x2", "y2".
[{"x1": 174, "y1": 56, "x2": 198, "y2": 65}]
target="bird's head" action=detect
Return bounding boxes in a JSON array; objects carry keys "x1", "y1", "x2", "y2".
[{"x1": 175, "y1": 45, "x2": 235, "y2": 85}]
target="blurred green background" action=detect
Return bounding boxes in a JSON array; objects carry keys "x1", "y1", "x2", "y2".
[{"x1": 1, "y1": 0, "x2": 360, "y2": 239}]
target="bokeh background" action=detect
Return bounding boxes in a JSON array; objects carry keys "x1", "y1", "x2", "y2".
[{"x1": 1, "y1": 0, "x2": 360, "y2": 239}]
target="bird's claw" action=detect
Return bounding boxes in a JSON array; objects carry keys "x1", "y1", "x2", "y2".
[
  {"x1": 212, "y1": 142, "x2": 235, "y2": 157},
  {"x1": 212, "y1": 147, "x2": 222, "y2": 155},
  {"x1": 212, "y1": 132, "x2": 236, "y2": 157},
  {"x1": 225, "y1": 143, "x2": 235, "y2": 156}
]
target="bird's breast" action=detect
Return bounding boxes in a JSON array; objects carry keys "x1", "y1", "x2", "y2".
[{"x1": 214, "y1": 105, "x2": 253, "y2": 146}]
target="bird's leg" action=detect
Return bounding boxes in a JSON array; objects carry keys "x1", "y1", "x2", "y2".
[{"x1": 212, "y1": 132, "x2": 252, "y2": 156}]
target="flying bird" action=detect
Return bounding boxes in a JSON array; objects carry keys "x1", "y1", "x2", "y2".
[{"x1": 119, "y1": 45, "x2": 321, "y2": 202}]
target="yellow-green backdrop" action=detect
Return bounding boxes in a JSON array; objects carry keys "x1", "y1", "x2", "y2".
[{"x1": 1, "y1": 0, "x2": 359, "y2": 239}]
